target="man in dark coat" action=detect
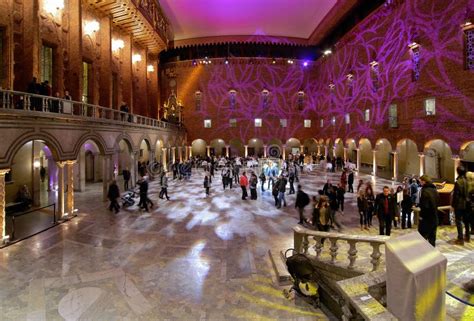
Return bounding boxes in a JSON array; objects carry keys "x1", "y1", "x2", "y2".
[
  {"x1": 452, "y1": 166, "x2": 470, "y2": 244},
  {"x1": 295, "y1": 185, "x2": 310, "y2": 224},
  {"x1": 347, "y1": 171, "x2": 354, "y2": 193},
  {"x1": 374, "y1": 186, "x2": 397, "y2": 236},
  {"x1": 418, "y1": 175, "x2": 439, "y2": 247},
  {"x1": 107, "y1": 180, "x2": 120, "y2": 213},
  {"x1": 138, "y1": 177, "x2": 150, "y2": 212},
  {"x1": 122, "y1": 167, "x2": 131, "y2": 190}
]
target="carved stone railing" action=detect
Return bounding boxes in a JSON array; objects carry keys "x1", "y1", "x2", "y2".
[
  {"x1": 293, "y1": 225, "x2": 390, "y2": 272},
  {"x1": 0, "y1": 89, "x2": 182, "y2": 131}
]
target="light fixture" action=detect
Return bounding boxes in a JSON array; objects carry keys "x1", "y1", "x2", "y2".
[
  {"x1": 346, "y1": 73, "x2": 354, "y2": 80},
  {"x1": 33, "y1": 160, "x2": 41, "y2": 169},
  {"x1": 112, "y1": 39, "x2": 125, "y2": 51},
  {"x1": 323, "y1": 49, "x2": 332, "y2": 56},
  {"x1": 408, "y1": 42, "x2": 419, "y2": 49},
  {"x1": 287, "y1": 59, "x2": 294, "y2": 64},
  {"x1": 192, "y1": 60, "x2": 197, "y2": 66},
  {"x1": 462, "y1": 21, "x2": 472, "y2": 29},
  {"x1": 224, "y1": 58, "x2": 229, "y2": 65},
  {"x1": 272, "y1": 58, "x2": 276, "y2": 64},
  {"x1": 84, "y1": 20, "x2": 100, "y2": 35},
  {"x1": 369, "y1": 60, "x2": 379, "y2": 67},
  {"x1": 303, "y1": 61, "x2": 308, "y2": 67},
  {"x1": 132, "y1": 54, "x2": 142, "y2": 63},
  {"x1": 147, "y1": 65, "x2": 155, "y2": 72},
  {"x1": 44, "y1": 0, "x2": 64, "y2": 14}
]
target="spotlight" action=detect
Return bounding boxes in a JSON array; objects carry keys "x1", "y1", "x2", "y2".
[
  {"x1": 408, "y1": 42, "x2": 419, "y2": 49},
  {"x1": 84, "y1": 20, "x2": 100, "y2": 35},
  {"x1": 111, "y1": 39, "x2": 124, "y2": 51},
  {"x1": 323, "y1": 49, "x2": 332, "y2": 56},
  {"x1": 272, "y1": 58, "x2": 276, "y2": 64},
  {"x1": 147, "y1": 65, "x2": 155, "y2": 72},
  {"x1": 225, "y1": 59, "x2": 229, "y2": 65},
  {"x1": 287, "y1": 59, "x2": 294, "y2": 64},
  {"x1": 132, "y1": 54, "x2": 142, "y2": 63},
  {"x1": 192, "y1": 60, "x2": 197, "y2": 66},
  {"x1": 303, "y1": 61, "x2": 308, "y2": 67}
]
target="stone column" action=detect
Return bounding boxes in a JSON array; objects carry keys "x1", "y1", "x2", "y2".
[
  {"x1": 453, "y1": 155, "x2": 461, "y2": 180},
  {"x1": 188, "y1": 146, "x2": 192, "y2": 158},
  {"x1": 130, "y1": 152, "x2": 137, "y2": 187},
  {"x1": 300, "y1": 145, "x2": 304, "y2": 154},
  {"x1": 56, "y1": 161, "x2": 66, "y2": 219},
  {"x1": 263, "y1": 145, "x2": 267, "y2": 158},
  {"x1": 172, "y1": 147, "x2": 176, "y2": 163},
  {"x1": 0, "y1": 169, "x2": 10, "y2": 240},
  {"x1": 317, "y1": 145, "x2": 321, "y2": 156},
  {"x1": 226, "y1": 145, "x2": 230, "y2": 157},
  {"x1": 282, "y1": 145, "x2": 286, "y2": 160},
  {"x1": 324, "y1": 146, "x2": 328, "y2": 159},
  {"x1": 332, "y1": 147, "x2": 336, "y2": 158},
  {"x1": 178, "y1": 147, "x2": 183, "y2": 162},
  {"x1": 102, "y1": 155, "x2": 111, "y2": 201},
  {"x1": 356, "y1": 148, "x2": 361, "y2": 171},
  {"x1": 162, "y1": 148, "x2": 167, "y2": 170},
  {"x1": 206, "y1": 146, "x2": 211, "y2": 157},
  {"x1": 392, "y1": 151, "x2": 399, "y2": 181},
  {"x1": 66, "y1": 160, "x2": 77, "y2": 216},
  {"x1": 244, "y1": 145, "x2": 248, "y2": 157},
  {"x1": 372, "y1": 150, "x2": 377, "y2": 176},
  {"x1": 418, "y1": 153, "x2": 425, "y2": 177},
  {"x1": 149, "y1": 150, "x2": 155, "y2": 164},
  {"x1": 343, "y1": 148, "x2": 348, "y2": 163}
]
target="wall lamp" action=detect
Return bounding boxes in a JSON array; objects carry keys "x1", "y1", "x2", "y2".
[
  {"x1": 84, "y1": 20, "x2": 100, "y2": 35},
  {"x1": 112, "y1": 39, "x2": 124, "y2": 51},
  {"x1": 44, "y1": 0, "x2": 64, "y2": 14},
  {"x1": 132, "y1": 54, "x2": 142, "y2": 63},
  {"x1": 147, "y1": 65, "x2": 155, "y2": 72},
  {"x1": 408, "y1": 42, "x2": 419, "y2": 49},
  {"x1": 323, "y1": 49, "x2": 332, "y2": 56}
]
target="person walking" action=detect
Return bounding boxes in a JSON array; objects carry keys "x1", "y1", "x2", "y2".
[
  {"x1": 347, "y1": 170, "x2": 354, "y2": 193},
  {"x1": 277, "y1": 175, "x2": 287, "y2": 208},
  {"x1": 204, "y1": 174, "x2": 210, "y2": 197},
  {"x1": 288, "y1": 170, "x2": 295, "y2": 195},
  {"x1": 240, "y1": 171, "x2": 249, "y2": 200},
  {"x1": 159, "y1": 171, "x2": 170, "y2": 200},
  {"x1": 401, "y1": 187, "x2": 413, "y2": 229},
  {"x1": 249, "y1": 172, "x2": 258, "y2": 200},
  {"x1": 107, "y1": 180, "x2": 120, "y2": 214},
  {"x1": 418, "y1": 175, "x2": 439, "y2": 247},
  {"x1": 272, "y1": 177, "x2": 280, "y2": 207},
  {"x1": 452, "y1": 166, "x2": 470, "y2": 244},
  {"x1": 259, "y1": 170, "x2": 266, "y2": 192},
  {"x1": 357, "y1": 190, "x2": 368, "y2": 230},
  {"x1": 137, "y1": 177, "x2": 150, "y2": 212},
  {"x1": 374, "y1": 186, "x2": 397, "y2": 236},
  {"x1": 340, "y1": 170, "x2": 347, "y2": 191},
  {"x1": 122, "y1": 167, "x2": 131, "y2": 191},
  {"x1": 295, "y1": 185, "x2": 310, "y2": 224},
  {"x1": 336, "y1": 184, "x2": 345, "y2": 212}
]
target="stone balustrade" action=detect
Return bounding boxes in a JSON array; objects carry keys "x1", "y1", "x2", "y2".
[
  {"x1": 293, "y1": 225, "x2": 390, "y2": 272},
  {"x1": 0, "y1": 89, "x2": 180, "y2": 131}
]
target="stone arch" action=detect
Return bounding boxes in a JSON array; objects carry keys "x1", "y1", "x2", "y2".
[
  {"x1": 358, "y1": 138, "x2": 373, "y2": 174},
  {"x1": 139, "y1": 138, "x2": 151, "y2": 163},
  {"x1": 247, "y1": 138, "x2": 264, "y2": 157},
  {"x1": 210, "y1": 138, "x2": 226, "y2": 156},
  {"x1": 396, "y1": 139, "x2": 420, "y2": 178},
  {"x1": 114, "y1": 133, "x2": 135, "y2": 153},
  {"x1": 374, "y1": 138, "x2": 393, "y2": 177},
  {"x1": 424, "y1": 139, "x2": 454, "y2": 182},
  {"x1": 346, "y1": 138, "x2": 357, "y2": 163},
  {"x1": 191, "y1": 139, "x2": 207, "y2": 157},
  {"x1": 334, "y1": 138, "x2": 344, "y2": 159},
  {"x1": 155, "y1": 139, "x2": 164, "y2": 162},
  {"x1": 3, "y1": 132, "x2": 61, "y2": 167},
  {"x1": 229, "y1": 138, "x2": 244, "y2": 156},
  {"x1": 460, "y1": 141, "x2": 474, "y2": 162},
  {"x1": 285, "y1": 137, "x2": 301, "y2": 155},
  {"x1": 303, "y1": 138, "x2": 318, "y2": 155},
  {"x1": 73, "y1": 133, "x2": 107, "y2": 160}
]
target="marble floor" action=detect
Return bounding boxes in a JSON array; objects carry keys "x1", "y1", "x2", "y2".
[{"x1": 0, "y1": 167, "x2": 472, "y2": 320}]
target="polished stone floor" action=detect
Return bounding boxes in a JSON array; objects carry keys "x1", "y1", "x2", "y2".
[{"x1": 0, "y1": 167, "x2": 472, "y2": 320}]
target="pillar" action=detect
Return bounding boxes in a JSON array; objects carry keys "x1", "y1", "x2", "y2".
[
  {"x1": 282, "y1": 145, "x2": 286, "y2": 160},
  {"x1": 76, "y1": 148, "x2": 86, "y2": 192},
  {"x1": 56, "y1": 161, "x2": 66, "y2": 219},
  {"x1": 226, "y1": 145, "x2": 230, "y2": 157},
  {"x1": 418, "y1": 153, "x2": 425, "y2": 177},
  {"x1": 343, "y1": 148, "x2": 348, "y2": 163},
  {"x1": 172, "y1": 147, "x2": 176, "y2": 163},
  {"x1": 188, "y1": 146, "x2": 192, "y2": 158},
  {"x1": 300, "y1": 145, "x2": 304, "y2": 154},
  {"x1": 149, "y1": 150, "x2": 155, "y2": 164},
  {"x1": 206, "y1": 145, "x2": 211, "y2": 157},
  {"x1": 244, "y1": 145, "x2": 248, "y2": 157},
  {"x1": 324, "y1": 146, "x2": 328, "y2": 159},
  {"x1": 162, "y1": 148, "x2": 167, "y2": 170},
  {"x1": 102, "y1": 155, "x2": 111, "y2": 201},
  {"x1": 372, "y1": 150, "x2": 377, "y2": 176},
  {"x1": 130, "y1": 152, "x2": 137, "y2": 186},
  {"x1": 263, "y1": 145, "x2": 267, "y2": 158},
  {"x1": 317, "y1": 145, "x2": 321, "y2": 156},
  {"x1": 332, "y1": 147, "x2": 336, "y2": 158},
  {"x1": 453, "y1": 155, "x2": 461, "y2": 180},
  {"x1": 392, "y1": 151, "x2": 399, "y2": 181},
  {"x1": 178, "y1": 147, "x2": 183, "y2": 162},
  {"x1": 0, "y1": 169, "x2": 11, "y2": 240},
  {"x1": 356, "y1": 148, "x2": 361, "y2": 171},
  {"x1": 66, "y1": 160, "x2": 76, "y2": 216}
]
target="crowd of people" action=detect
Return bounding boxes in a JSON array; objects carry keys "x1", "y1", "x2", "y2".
[{"x1": 106, "y1": 152, "x2": 474, "y2": 248}]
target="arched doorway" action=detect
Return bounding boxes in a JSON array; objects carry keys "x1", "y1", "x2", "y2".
[
  {"x1": 346, "y1": 139, "x2": 357, "y2": 163},
  {"x1": 285, "y1": 138, "x2": 301, "y2": 158},
  {"x1": 374, "y1": 138, "x2": 393, "y2": 178},
  {"x1": 303, "y1": 138, "x2": 318, "y2": 155},
  {"x1": 191, "y1": 139, "x2": 207, "y2": 157},
  {"x1": 155, "y1": 139, "x2": 164, "y2": 163},
  {"x1": 210, "y1": 138, "x2": 226, "y2": 156},
  {"x1": 424, "y1": 139, "x2": 454, "y2": 182},
  {"x1": 334, "y1": 138, "x2": 344, "y2": 159},
  {"x1": 358, "y1": 138, "x2": 373, "y2": 174},
  {"x1": 229, "y1": 138, "x2": 244, "y2": 157},
  {"x1": 75, "y1": 140, "x2": 104, "y2": 192},
  {"x1": 267, "y1": 138, "x2": 283, "y2": 158},
  {"x1": 248, "y1": 138, "x2": 264, "y2": 157},
  {"x1": 139, "y1": 139, "x2": 151, "y2": 164},
  {"x1": 115, "y1": 138, "x2": 135, "y2": 189},
  {"x1": 396, "y1": 139, "x2": 420, "y2": 178}
]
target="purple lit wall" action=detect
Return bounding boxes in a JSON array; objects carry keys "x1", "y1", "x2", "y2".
[{"x1": 169, "y1": 0, "x2": 474, "y2": 153}]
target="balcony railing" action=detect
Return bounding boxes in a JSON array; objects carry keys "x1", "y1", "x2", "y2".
[{"x1": 0, "y1": 89, "x2": 181, "y2": 131}]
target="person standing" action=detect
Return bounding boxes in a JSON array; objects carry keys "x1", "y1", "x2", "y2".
[
  {"x1": 249, "y1": 172, "x2": 258, "y2": 200},
  {"x1": 138, "y1": 177, "x2": 149, "y2": 212},
  {"x1": 401, "y1": 188, "x2": 413, "y2": 229},
  {"x1": 374, "y1": 186, "x2": 397, "y2": 236},
  {"x1": 340, "y1": 170, "x2": 347, "y2": 191},
  {"x1": 418, "y1": 175, "x2": 439, "y2": 246},
  {"x1": 259, "y1": 170, "x2": 266, "y2": 192},
  {"x1": 288, "y1": 170, "x2": 295, "y2": 195},
  {"x1": 240, "y1": 171, "x2": 249, "y2": 200},
  {"x1": 365, "y1": 187, "x2": 375, "y2": 227},
  {"x1": 40, "y1": 166, "x2": 46, "y2": 183},
  {"x1": 159, "y1": 171, "x2": 170, "y2": 200},
  {"x1": 122, "y1": 167, "x2": 131, "y2": 191},
  {"x1": 357, "y1": 190, "x2": 368, "y2": 230},
  {"x1": 336, "y1": 184, "x2": 346, "y2": 212},
  {"x1": 107, "y1": 180, "x2": 120, "y2": 214},
  {"x1": 272, "y1": 177, "x2": 280, "y2": 207},
  {"x1": 295, "y1": 185, "x2": 310, "y2": 224},
  {"x1": 204, "y1": 174, "x2": 210, "y2": 197},
  {"x1": 277, "y1": 175, "x2": 288, "y2": 208},
  {"x1": 347, "y1": 170, "x2": 354, "y2": 193},
  {"x1": 451, "y1": 166, "x2": 470, "y2": 244}
]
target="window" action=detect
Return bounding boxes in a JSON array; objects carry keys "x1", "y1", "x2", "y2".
[
  {"x1": 331, "y1": 116, "x2": 336, "y2": 126},
  {"x1": 424, "y1": 98, "x2": 436, "y2": 116},
  {"x1": 464, "y1": 28, "x2": 474, "y2": 70},
  {"x1": 365, "y1": 109, "x2": 370, "y2": 122},
  {"x1": 254, "y1": 118, "x2": 262, "y2": 127},
  {"x1": 345, "y1": 113, "x2": 350, "y2": 124},
  {"x1": 304, "y1": 119, "x2": 311, "y2": 128},
  {"x1": 389, "y1": 104, "x2": 398, "y2": 128},
  {"x1": 82, "y1": 61, "x2": 91, "y2": 103},
  {"x1": 280, "y1": 119, "x2": 287, "y2": 128},
  {"x1": 195, "y1": 91, "x2": 202, "y2": 111},
  {"x1": 229, "y1": 118, "x2": 237, "y2": 127},
  {"x1": 204, "y1": 119, "x2": 211, "y2": 128},
  {"x1": 41, "y1": 44, "x2": 53, "y2": 85},
  {"x1": 320, "y1": 119, "x2": 324, "y2": 127}
]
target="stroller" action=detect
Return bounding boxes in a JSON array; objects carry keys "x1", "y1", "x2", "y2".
[
  {"x1": 121, "y1": 189, "x2": 137, "y2": 208},
  {"x1": 283, "y1": 249, "x2": 320, "y2": 308}
]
